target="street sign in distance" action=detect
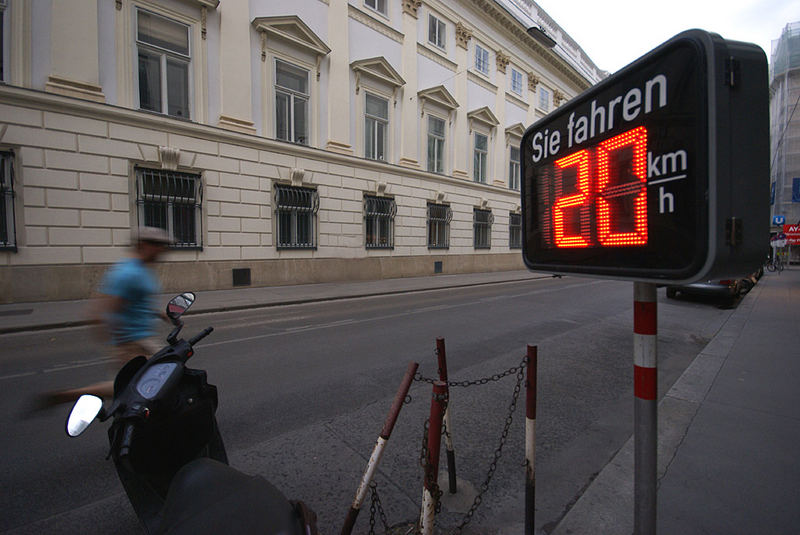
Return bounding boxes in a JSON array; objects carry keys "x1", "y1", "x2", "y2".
[{"x1": 521, "y1": 30, "x2": 769, "y2": 283}]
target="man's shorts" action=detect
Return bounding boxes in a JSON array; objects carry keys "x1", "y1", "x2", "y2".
[{"x1": 112, "y1": 337, "x2": 161, "y2": 365}]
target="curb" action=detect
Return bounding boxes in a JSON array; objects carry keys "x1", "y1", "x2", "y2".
[{"x1": 550, "y1": 281, "x2": 762, "y2": 534}]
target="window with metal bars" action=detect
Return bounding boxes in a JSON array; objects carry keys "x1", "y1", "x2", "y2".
[
  {"x1": 275, "y1": 184, "x2": 319, "y2": 249},
  {"x1": 509, "y1": 212, "x2": 522, "y2": 249},
  {"x1": 427, "y1": 202, "x2": 452, "y2": 249},
  {"x1": 0, "y1": 151, "x2": 16, "y2": 251},
  {"x1": 364, "y1": 195, "x2": 396, "y2": 249},
  {"x1": 473, "y1": 208, "x2": 493, "y2": 249},
  {"x1": 135, "y1": 167, "x2": 202, "y2": 248}
]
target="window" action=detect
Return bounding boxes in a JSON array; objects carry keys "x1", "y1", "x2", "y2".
[
  {"x1": 427, "y1": 203, "x2": 451, "y2": 249},
  {"x1": 136, "y1": 9, "x2": 191, "y2": 118},
  {"x1": 473, "y1": 208, "x2": 493, "y2": 249},
  {"x1": 475, "y1": 44, "x2": 489, "y2": 75},
  {"x1": 136, "y1": 168, "x2": 202, "y2": 248},
  {"x1": 509, "y1": 146, "x2": 521, "y2": 190},
  {"x1": 275, "y1": 184, "x2": 319, "y2": 249},
  {"x1": 1, "y1": 151, "x2": 16, "y2": 250},
  {"x1": 509, "y1": 213, "x2": 522, "y2": 249},
  {"x1": 511, "y1": 69, "x2": 523, "y2": 95},
  {"x1": 275, "y1": 59, "x2": 310, "y2": 145},
  {"x1": 364, "y1": 195, "x2": 396, "y2": 249},
  {"x1": 365, "y1": 93, "x2": 388, "y2": 161},
  {"x1": 364, "y1": 0, "x2": 387, "y2": 16},
  {"x1": 428, "y1": 15, "x2": 446, "y2": 49},
  {"x1": 427, "y1": 115, "x2": 446, "y2": 174},
  {"x1": 474, "y1": 133, "x2": 488, "y2": 183},
  {"x1": 539, "y1": 87, "x2": 550, "y2": 111}
]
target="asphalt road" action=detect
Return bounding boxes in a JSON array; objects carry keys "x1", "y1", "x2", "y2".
[{"x1": 0, "y1": 276, "x2": 734, "y2": 534}]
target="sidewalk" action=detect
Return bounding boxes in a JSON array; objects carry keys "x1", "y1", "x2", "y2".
[
  {"x1": 0, "y1": 270, "x2": 550, "y2": 334},
  {"x1": 551, "y1": 267, "x2": 800, "y2": 534}
]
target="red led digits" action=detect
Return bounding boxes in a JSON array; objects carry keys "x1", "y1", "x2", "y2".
[
  {"x1": 596, "y1": 126, "x2": 648, "y2": 246},
  {"x1": 553, "y1": 149, "x2": 591, "y2": 247},
  {"x1": 547, "y1": 126, "x2": 649, "y2": 249}
]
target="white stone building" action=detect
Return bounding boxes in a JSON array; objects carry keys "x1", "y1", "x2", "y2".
[{"x1": 0, "y1": 0, "x2": 603, "y2": 303}]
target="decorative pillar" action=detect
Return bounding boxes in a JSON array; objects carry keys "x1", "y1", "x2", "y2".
[
  {"x1": 46, "y1": 0, "x2": 105, "y2": 102},
  {"x1": 398, "y1": 1, "x2": 422, "y2": 168},
  {"x1": 451, "y1": 22, "x2": 472, "y2": 179},
  {"x1": 218, "y1": 0, "x2": 256, "y2": 133},
  {"x1": 325, "y1": 0, "x2": 353, "y2": 154}
]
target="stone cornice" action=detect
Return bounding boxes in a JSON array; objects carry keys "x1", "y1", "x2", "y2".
[
  {"x1": 465, "y1": 0, "x2": 590, "y2": 91},
  {"x1": 0, "y1": 85, "x2": 520, "y2": 197},
  {"x1": 417, "y1": 43, "x2": 458, "y2": 72},
  {"x1": 349, "y1": 4, "x2": 404, "y2": 44}
]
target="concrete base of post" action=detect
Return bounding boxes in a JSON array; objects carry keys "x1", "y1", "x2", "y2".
[{"x1": 437, "y1": 471, "x2": 478, "y2": 513}]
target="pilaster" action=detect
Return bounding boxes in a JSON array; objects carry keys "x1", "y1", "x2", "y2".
[
  {"x1": 325, "y1": 0, "x2": 353, "y2": 154},
  {"x1": 452, "y1": 22, "x2": 472, "y2": 179},
  {"x1": 218, "y1": 0, "x2": 256, "y2": 134},
  {"x1": 46, "y1": 0, "x2": 105, "y2": 103},
  {"x1": 398, "y1": 6, "x2": 420, "y2": 168}
]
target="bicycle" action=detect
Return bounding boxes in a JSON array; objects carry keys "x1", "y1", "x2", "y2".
[{"x1": 765, "y1": 257, "x2": 784, "y2": 273}]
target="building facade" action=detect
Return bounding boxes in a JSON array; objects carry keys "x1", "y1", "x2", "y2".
[
  {"x1": 769, "y1": 21, "x2": 800, "y2": 262},
  {"x1": 0, "y1": 0, "x2": 602, "y2": 303}
]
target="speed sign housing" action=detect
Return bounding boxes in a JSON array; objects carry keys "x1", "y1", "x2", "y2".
[{"x1": 521, "y1": 30, "x2": 768, "y2": 283}]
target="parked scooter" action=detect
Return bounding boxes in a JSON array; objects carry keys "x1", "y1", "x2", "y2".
[{"x1": 66, "y1": 292, "x2": 317, "y2": 534}]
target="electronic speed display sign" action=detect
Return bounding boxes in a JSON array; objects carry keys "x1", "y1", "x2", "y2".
[{"x1": 521, "y1": 30, "x2": 769, "y2": 283}]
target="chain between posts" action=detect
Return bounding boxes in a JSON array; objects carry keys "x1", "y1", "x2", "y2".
[{"x1": 368, "y1": 356, "x2": 529, "y2": 535}]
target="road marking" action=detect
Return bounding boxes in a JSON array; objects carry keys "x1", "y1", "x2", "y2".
[{"x1": 199, "y1": 280, "x2": 608, "y2": 349}]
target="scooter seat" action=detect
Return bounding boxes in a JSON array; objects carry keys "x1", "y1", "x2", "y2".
[{"x1": 157, "y1": 458, "x2": 303, "y2": 535}]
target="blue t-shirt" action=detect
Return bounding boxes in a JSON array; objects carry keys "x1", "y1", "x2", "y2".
[{"x1": 100, "y1": 258, "x2": 161, "y2": 344}]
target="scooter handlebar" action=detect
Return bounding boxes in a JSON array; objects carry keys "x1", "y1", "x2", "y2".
[
  {"x1": 188, "y1": 327, "x2": 214, "y2": 347},
  {"x1": 118, "y1": 422, "x2": 135, "y2": 459}
]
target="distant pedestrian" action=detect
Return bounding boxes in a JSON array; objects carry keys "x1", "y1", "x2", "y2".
[{"x1": 38, "y1": 227, "x2": 172, "y2": 406}]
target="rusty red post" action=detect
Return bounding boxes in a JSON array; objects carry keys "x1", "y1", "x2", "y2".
[
  {"x1": 420, "y1": 380, "x2": 447, "y2": 535},
  {"x1": 525, "y1": 345, "x2": 538, "y2": 535},
  {"x1": 436, "y1": 337, "x2": 457, "y2": 494},
  {"x1": 340, "y1": 362, "x2": 419, "y2": 535}
]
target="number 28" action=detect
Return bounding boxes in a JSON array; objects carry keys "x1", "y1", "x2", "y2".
[{"x1": 552, "y1": 126, "x2": 648, "y2": 248}]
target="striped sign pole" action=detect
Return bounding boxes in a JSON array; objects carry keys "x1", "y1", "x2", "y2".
[{"x1": 633, "y1": 282, "x2": 657, "y2": 535}]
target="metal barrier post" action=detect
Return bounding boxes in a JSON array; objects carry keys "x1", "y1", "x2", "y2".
[
  {"x1": 340, "y1": 362, "x2": 419, "y2": 535},
  {"x1": 420, "y1": 381, "x2": 447, "y2": 535},
  {"x1": 436, "y1": 337, "x2": 458, "y2": 494},
  {"x1": 525, "y1": 345, "x2": 538, "y2": 535}
]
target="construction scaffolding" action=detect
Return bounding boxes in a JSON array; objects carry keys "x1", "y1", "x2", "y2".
[{"x1": 770, "y1": 21, "x2": 800, "y2": 263}]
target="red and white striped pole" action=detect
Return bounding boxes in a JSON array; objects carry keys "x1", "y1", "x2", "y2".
[
  {"x1": 633, "y1": 282, "x2": 657, "y2": 535},
  {"x1": 436, "y1": 337, "x2": 458, "y2": 494},
  {"x1": 524, "y1": 345, "x2": 538, "y2": 535},
  {"x1": 420, "y1": 381, "x2": 447, "y2": 535},
  {"x1": 340, "y1": 362, "x2": 419, "y2": 535}
]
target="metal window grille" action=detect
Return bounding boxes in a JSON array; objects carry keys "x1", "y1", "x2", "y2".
[
  {"x1": 509, "y1": 146, "x2": 521, "y2": 190},
  {"x1": 427, "y1": 203, "x2": 452, "y2": 249},
  {"x1": 509, "y1": 213, "x2": 522, "y2": 249},
  {"x1": 136, "y1": 9, "x2": 191, "y2": 119},
  {"x1": 275, "y1": 185, "x2": 319, "y2": 249},
  {"x1": 136, "y1": 168, "x2": 202, "y2": 248},
  {"x1": 0, "y1": 151, "x2": 16, "y2": 250},
  {"x1": 473, "y1": 208, "x2": 493, "y2": 249},
  {"x1": 475, "y1": 45, "x2": 489, "y2": 74},
  {"x1": 364, "y1": 195, "x2": 396, "y2": 249}
]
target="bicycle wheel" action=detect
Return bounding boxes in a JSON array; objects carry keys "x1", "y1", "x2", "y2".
[{"x1": 766, "y1": 262, "x2": 776, "y2": 272}]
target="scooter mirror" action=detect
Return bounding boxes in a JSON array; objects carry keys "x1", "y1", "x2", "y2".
[
  {"x1": 66, "y1": 395, "x2": 103, "y2": 437},
  {"x1": 166, "y1": 292, "x2": 196, "y2": 322}
]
